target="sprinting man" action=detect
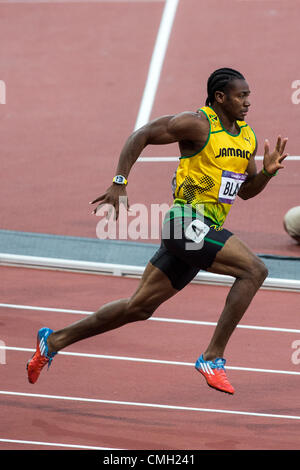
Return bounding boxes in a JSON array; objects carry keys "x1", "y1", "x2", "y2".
[{"x1": 27, "y1": 68, "x2": 288, "y2": 394}]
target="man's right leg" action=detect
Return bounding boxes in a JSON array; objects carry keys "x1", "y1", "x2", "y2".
[
  {"x1": 27, "y1": 262, "x2": 179, "y2": 384},
  {"x1": 47, "y1": 262, "x2": 178, "y2": 353}
]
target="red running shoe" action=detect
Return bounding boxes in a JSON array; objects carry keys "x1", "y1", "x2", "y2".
[
  {"x1": 195, "y1": 354, "x2": 235, "y2": 394},
  {"x1": 27, "y1": 327, "x2": 57, "y2": 384}
]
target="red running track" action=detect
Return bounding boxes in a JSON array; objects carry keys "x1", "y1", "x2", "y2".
[
  {"x1": 1, "y1": 0, "x2": 300, "y2": 452},
  {"x1": 1, "y1": 266, "x2": 300, "y2": 450},
  {"x1": 0, "y1": 0, "x2": 300, "y2": 256}
]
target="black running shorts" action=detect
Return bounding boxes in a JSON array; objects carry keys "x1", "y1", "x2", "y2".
[{"x1": 150, "y1": 204, "x2": 233, "y2": 290}]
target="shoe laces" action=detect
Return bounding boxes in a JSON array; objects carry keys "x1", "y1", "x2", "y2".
[
  {"x1": 211, "y1": 359, "x2": 232, "y2": 385},
  {"x1": 31, "y1": 352, "x2": 48, "y2": 370},
  {"x1": 213, "y1": 362, "x2": 232, "y2": 386},
  {"x1": 211, "y1": 358, "x2": 226, "y2": 370},
  {"x1": 32, "y1": 349, "x2": 55, "y2": 371}
]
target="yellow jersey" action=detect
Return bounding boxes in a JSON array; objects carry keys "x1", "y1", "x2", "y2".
[{"x1": 173, "y1": 106, "x2": 256, "y2": 226}]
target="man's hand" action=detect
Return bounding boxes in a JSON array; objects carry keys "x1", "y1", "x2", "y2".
[
  {"x1": 263, "y1": 136, "x2": 288, "y2": 175},
  {"x1": 89, "y1": 184, "x2": 129, "y2": 220}
]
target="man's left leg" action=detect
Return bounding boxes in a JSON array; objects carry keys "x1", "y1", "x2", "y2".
[
  {"x1": 205, "y1": 234, "x2": 268, "y2": 359},
  {"x1": 195, "y1": 234, "x2": 268, "y2": 394}
]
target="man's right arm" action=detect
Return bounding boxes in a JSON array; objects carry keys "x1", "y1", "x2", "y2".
[
  {"x1": 115, "y1": 111, "x2": 208, "y2": 178},
  {"x1": 90, "y1": 112, "x2": 208, "y2": 217},
  {"x1": 114, "y1": 115, "x2": 180, "y2": 179}
]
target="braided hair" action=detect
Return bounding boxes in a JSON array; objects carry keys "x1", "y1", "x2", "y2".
[{"x1": 205, "y1": 68, "x2": 245, "y2": 106}]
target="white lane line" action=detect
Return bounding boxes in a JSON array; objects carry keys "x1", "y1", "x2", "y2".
[
  {"x1": 138, "y1": 156, "x2": 300, "y2": 162},
  {"x1": 2, "y1": 346, "x2": 300, "y2": 376},
  {"x1": 1, "y1": 390, "x2": 300, "y2": 421},
  {"x1": 138, "y1": 156, "x2": 179, "y2": 162},
  {"x1": 0, "y1": 438, "x2": 122, "y2": 450},
  {"x1": 1, "y1": 303, "x2": 300, "y2": 334},
  {"x1": 0, "y1": 0, "x2": 163, "y2": 3},
  {"x1": 134, "y1": 0, "x2": 179, "y2": 130},
  {"x1": 151, "y1": 316, "x2": 300, "y2": 334}
]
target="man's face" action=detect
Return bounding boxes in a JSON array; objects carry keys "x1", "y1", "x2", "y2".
[{"x1": 218, "y1": 79, "x2": 251, "y2": 121}]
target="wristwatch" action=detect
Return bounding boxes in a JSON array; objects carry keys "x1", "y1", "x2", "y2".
[{"x1": 113, "y1": 175, "x2": 128, "y2": 185}]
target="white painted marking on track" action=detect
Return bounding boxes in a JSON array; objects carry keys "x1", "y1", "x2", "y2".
[
  {"x1": 134, "y1": 0, "x2": 179, "y2": 130},
  {"x1": 1, "y1": 303, "x2": 300, "y2": 334},
  {"x1": 137, "y1": 156, "x2": 300, "y2": 162},
  {"x1": 0, "y1": 0, "x2": 163, "y2": 3},
  {"x1": 138, "y1": 156, "x2": 179, "y2": 162},
  {"x1": 0, "y1": 438, "x2": 122, "y2": 450},
  {"x1": 1, "y1": 256, "x2": 298, "y2": 291},
  {"x1": 1, "y1": 390, "x2": 300, "y2": 421},
  {"x1": 2, "y1": 345, "x2": 300, "y2": 376},
  {"x1": 150, "y1": 316, "x2": 300, "y2": 334}
]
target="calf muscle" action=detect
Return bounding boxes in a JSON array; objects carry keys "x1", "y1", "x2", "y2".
[{"x1": 48, "y1": 264, "x2": 178, "y2": 354}]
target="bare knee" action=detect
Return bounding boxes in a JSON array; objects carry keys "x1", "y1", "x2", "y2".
[
  {"x1": 122, "y1": 264, "x2": 177, "y2": 322},
  {"x1": 125, "y1": 299, "x2": 156, "y2": 322},
  {"x1": 246, "y1": 258, "x2": 268, "y2": 286}
]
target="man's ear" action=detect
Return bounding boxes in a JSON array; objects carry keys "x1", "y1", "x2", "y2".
[{"x1": 214, "y1": 91, "x2": 225, "y2": 104}]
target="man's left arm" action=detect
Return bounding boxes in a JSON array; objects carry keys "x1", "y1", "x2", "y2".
[{"x1": 238, "y1": 136, "x2": 288, "y2": 200}]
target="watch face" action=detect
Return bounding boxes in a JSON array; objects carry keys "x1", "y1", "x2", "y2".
[{"x1": 114, "y1": 175, "x2": 127, "y2": 184}]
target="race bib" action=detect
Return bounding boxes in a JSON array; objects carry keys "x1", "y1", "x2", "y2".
[
  {"x1": 185, "y1": 219, "x2": 210, "y2": 244},
  {"x1": 218, "y1": 170, "x2": 247, "y2": 204}
]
